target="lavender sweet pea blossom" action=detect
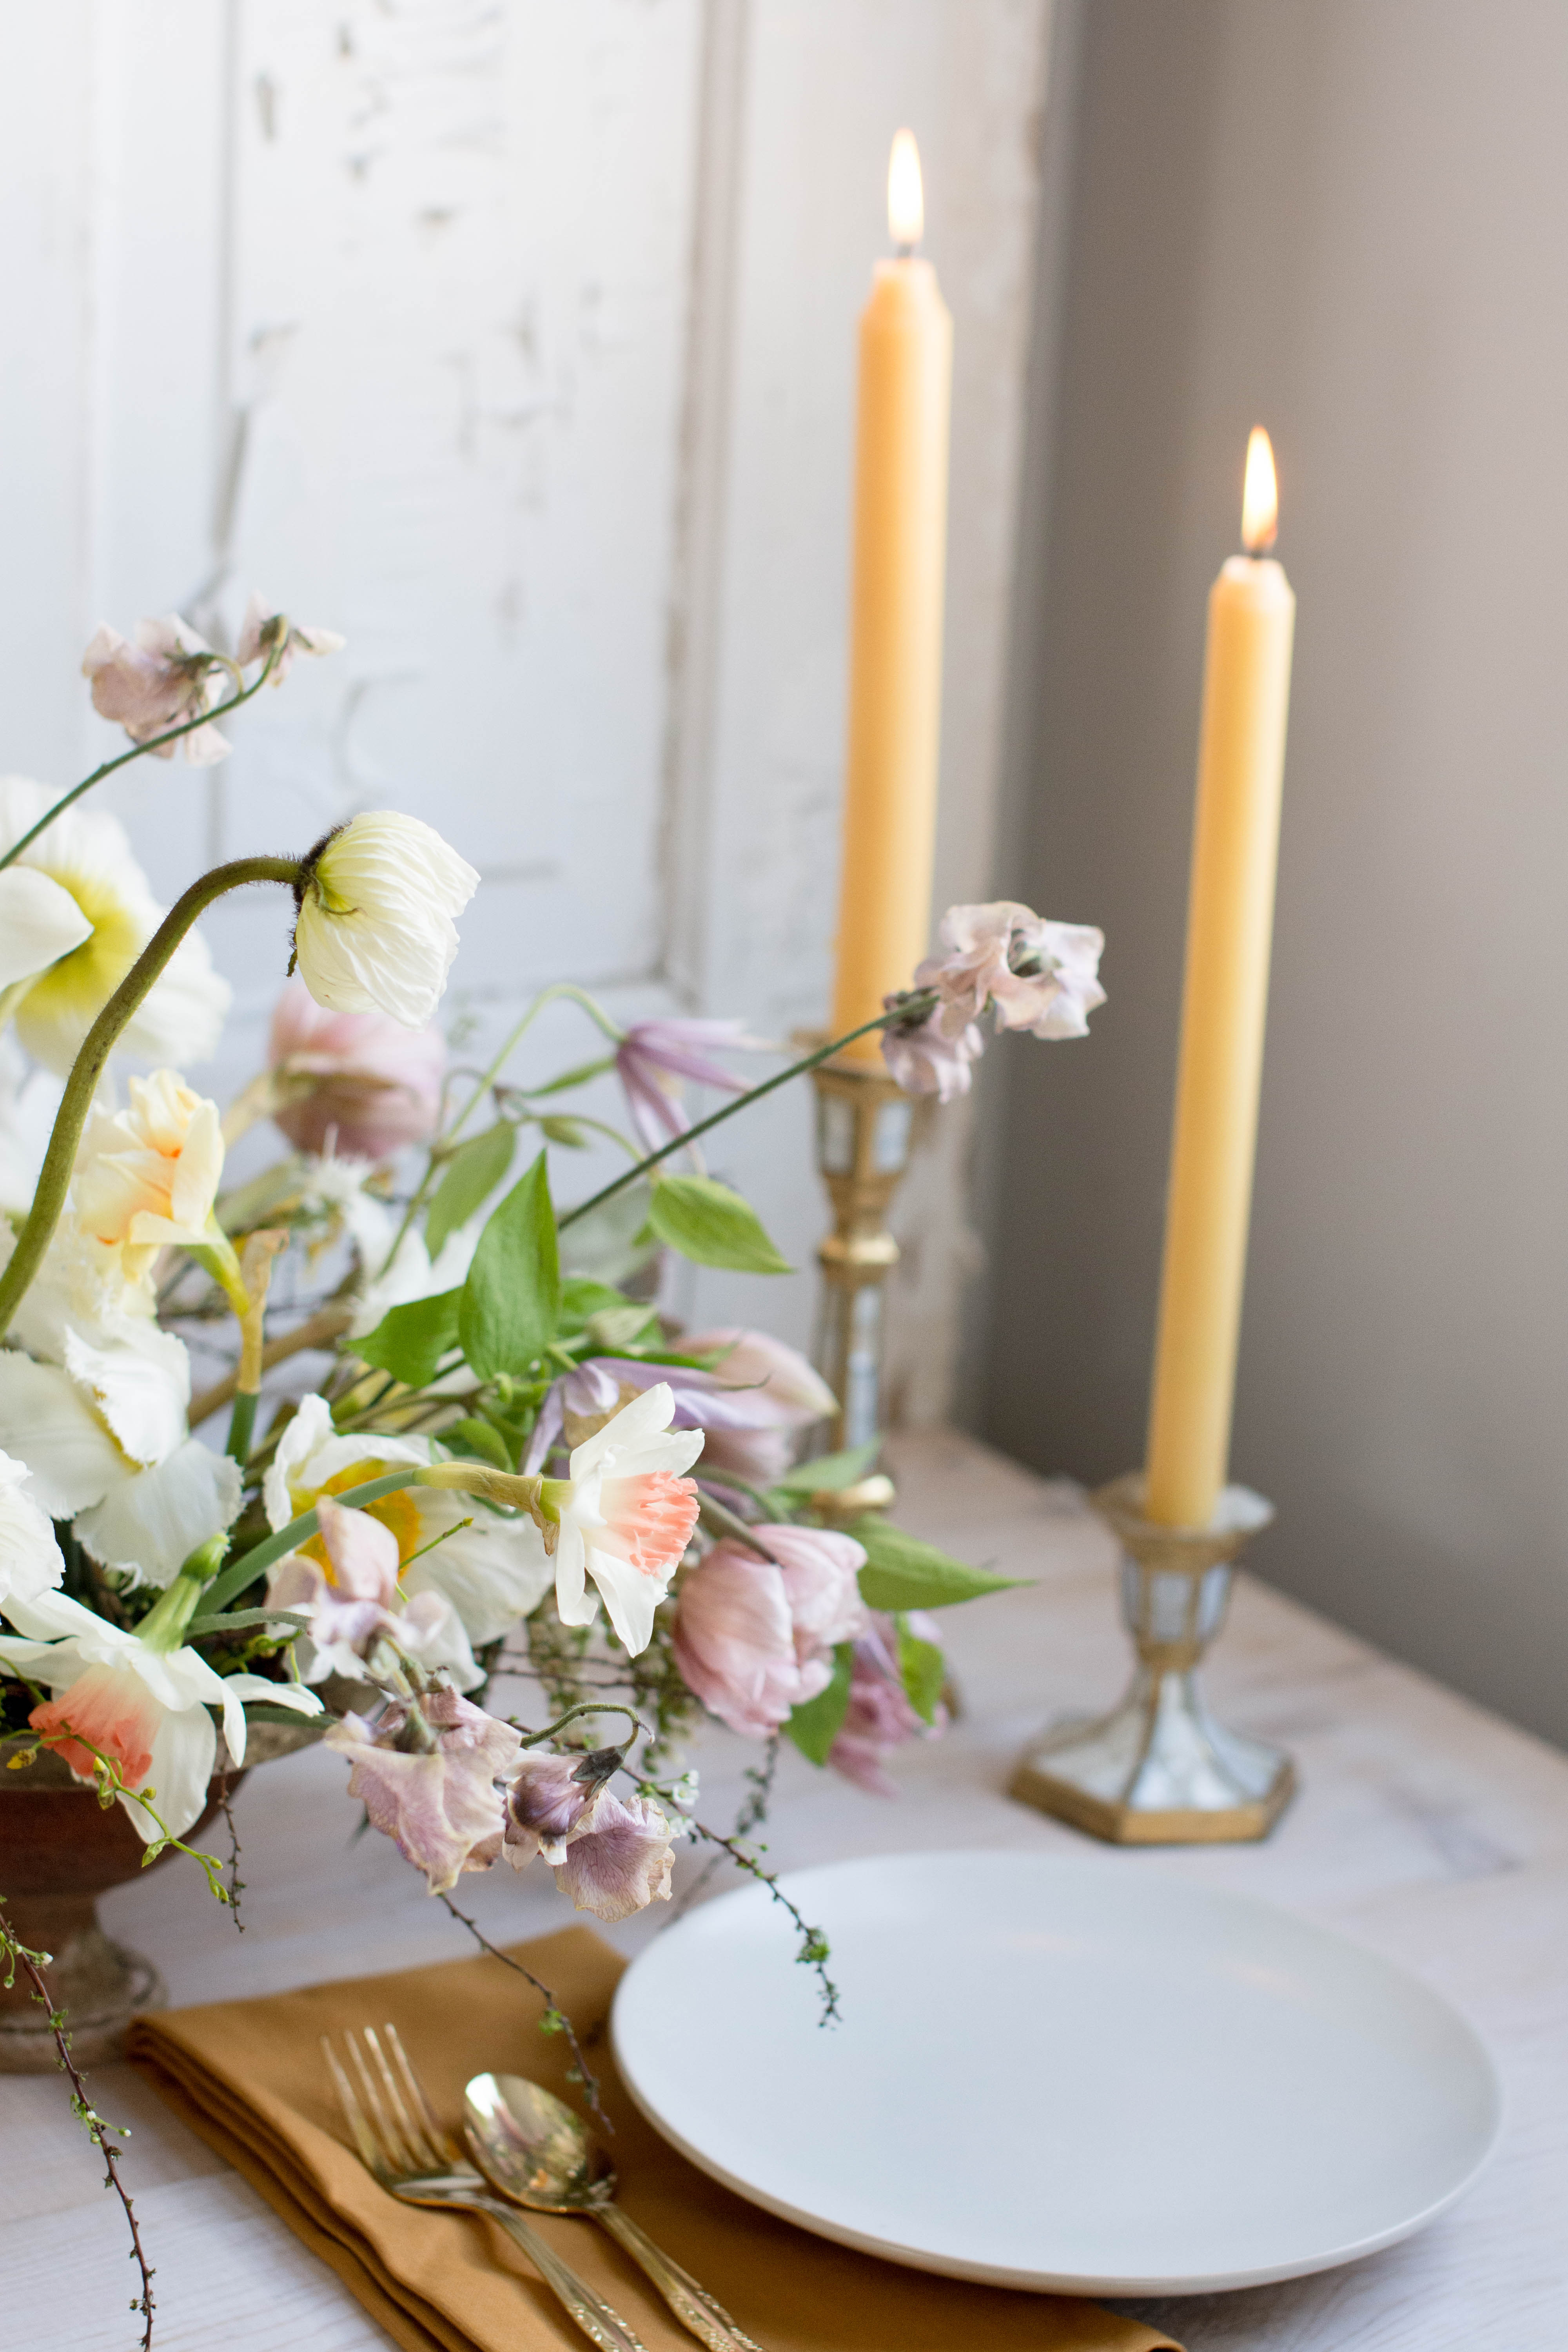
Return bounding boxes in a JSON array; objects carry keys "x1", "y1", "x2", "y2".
[
  {"x1": 615, "y1": 1018, "x2": 762, "y2": 1152},
  {"x1": 880, "y1": 899, "x2": 1105, "y2": 1098},
  {"x1": 501, "y1": 1748, "x2": 677, "y2": 1921},
  {"x1": 236, "y1": 593, "x2": 346, "y2": 683},
  {"x1": 325, "y1": 1690, "x2": 521, "y2": 1895},
  {"x1": 81, "y1": 614, "x2": 230, "y2": 764},
  {"x1": 266, "y1": 1494, "x2": 453, "y2": 1683}
]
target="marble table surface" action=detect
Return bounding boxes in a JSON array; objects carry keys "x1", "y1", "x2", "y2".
[{"x1": 4, "y1": 1429, "x2": 1564, "y2": 2348}]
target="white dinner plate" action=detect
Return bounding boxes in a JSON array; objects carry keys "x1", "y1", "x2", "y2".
[{"x1": 612, "y1": 1850, "x2": 1501, "y2": 2295}]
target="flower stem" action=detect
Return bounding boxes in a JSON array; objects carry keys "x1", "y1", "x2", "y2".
[
  {"x1": 0, "y1": 853, "x2": 302, "y2": 1341},
  {"x1": 557, "y1": 1005, "x2": 926, "y2": 1232},
  {"x1": 0, "y1": 638, "x2": 283, "y2": 874}
]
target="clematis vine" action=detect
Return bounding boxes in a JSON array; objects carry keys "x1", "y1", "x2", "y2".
[
  {"x1": 614, "y1": 1018, "x2": 762, "y2": 1154},
  {"x1": 524, "y1": 1326, "x2": 834, "y2": 1488}
]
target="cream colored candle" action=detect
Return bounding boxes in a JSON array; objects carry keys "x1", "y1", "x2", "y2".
[
  {"x1": 1145, "y1": 429, "x2": 1296, "y2": 1528},
  {"x1": 829, "y1": 129, "x2": 953, "y2": 1065}
]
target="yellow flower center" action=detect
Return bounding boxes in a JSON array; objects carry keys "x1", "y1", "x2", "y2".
[
  {"x1": 299, "y1": 1461, "x2": 424, "y2": 1580},
  {"x1": 20, "y1": 864, "x2": 144, "y2": 1033}
]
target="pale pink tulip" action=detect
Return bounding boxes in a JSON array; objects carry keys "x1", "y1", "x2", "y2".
[
  {"x1": 828, "y1": 1617, "x2": 946, "y2": 1798},
  {"x1": 267, "y1": 978, "x2": 445, "y2": 1159},
  {"x1": 755, "y1": 1523, "x2": 868, "y2": 1661},
  {"x1": 673, "y1": 1540, "x2": 830, "y2": 1736},
  {"x1": 326, "y1": 1689, "x2": 520, "y2": 1894}
]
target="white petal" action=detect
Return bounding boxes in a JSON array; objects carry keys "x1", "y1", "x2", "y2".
[
  {"x1": 0, "y1": 1586, "x2": 128, "y2": 1645},
  {"x1": 401, "y1": 1494, "x2": 554, "y2": 1647},
  {"x1": 76, "y1": 1439, "x2": 242, "y2": 1585},
  {"x1": 62, "y1": 1319, "x2": 189, "y2": 1466},
  {"x1": 132, "y1": 1703, "x2": 216, "y2": 1842},
  {"x1": 569, "y1": 1382, "x2": 676, "y2": 1480},
  {"x1": 262, "y1": 1392, "x2": 334, "y2": 1529},
  {"x1": 552, "y1": 1521, "x2": 594, "y2": 1626},
  {"x1": 0, "y1": 1353, "x2": 123, "y2": 1515},
  {"x1": 583, "y1": 1542, "x2": 662, "y2": 1655},
  {"x1": 0, "y1": 867, "x2": 93, "y2": 987},
  {"x1": 0, "y1": 1448, "x2": 64, "y2": 1604},
  {"x1": 614, "y1": 1427, "x2": 705, "y2": 1480}
]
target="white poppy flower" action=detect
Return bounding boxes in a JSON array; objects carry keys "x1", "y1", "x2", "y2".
[
  {"x1": 292, "y1": 811, "x2": 478, "y2": 1030},
  {"x1": 0, "y1": 1587, "x2": 320, "y2": 1841},
  {"x1": 545, "y1": 1383, "x2": 703, "y2": 1656},
  {"x1": 263, "y1": 1394, "x2": 552, "y2": 1682},
  {"x1": 0, "y1": 1450, "x2": 64, "y2": 1604},
  {"x1": 0, "y1": 779, "x2": 231, "y2": 1073}
]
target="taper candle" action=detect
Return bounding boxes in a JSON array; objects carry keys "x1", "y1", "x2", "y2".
[
  {"x1": 828, "y1": 128, "x2": 953, "y2": 1066},
  {"x1": 1145, "y1": 428, "x2": 1296, "y2": 1529}
]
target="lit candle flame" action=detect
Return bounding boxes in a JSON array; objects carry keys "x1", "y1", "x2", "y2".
[
  {"x1": 888, "y1": 129, "x2": 924, "y2": 250},
  {"x1": 1241, "y1": 426, "x2": 1278, "y2": 555}
]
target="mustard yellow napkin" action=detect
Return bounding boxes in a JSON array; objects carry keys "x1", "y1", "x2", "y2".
[{"x1": 128, "y1": 1926, "x2": 1181, "y2": 2352}]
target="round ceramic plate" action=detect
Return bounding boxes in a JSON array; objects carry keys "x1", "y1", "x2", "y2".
[{"x1": 612, "y1": 1850, "x2": 1501, "y2": 2295}]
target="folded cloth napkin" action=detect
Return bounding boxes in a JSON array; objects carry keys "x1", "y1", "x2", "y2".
[{"x1": 128, "y1": 1924, "x2": 1182, "y2": 2352}]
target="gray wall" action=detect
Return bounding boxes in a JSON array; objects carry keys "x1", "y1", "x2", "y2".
[{"x1": 975, "y1": 0, "x2": 1568, "y2": 1747}]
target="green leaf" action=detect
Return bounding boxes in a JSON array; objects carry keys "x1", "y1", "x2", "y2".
[
  {"x1": 771, "y1": 1440, "x2": 881, "y2": 1497},
  {"x1": 539, "y1": 1114, "x2": 590, "y2": 1148},
  {"x1": 442, "y1": 1417, "x2": 514, "y2": 1472},
  {"x1": 185, "y1": 1608, "x2": 312, "y2": 1638},
  {"x1": 560, "y1": 1278, "x2": 629, "y2": 1326},
  {"x1": 521, "y1": 1053, "x2": 617, "y2": 1098},
  {"x1": 646, "y1": 1175, "x2": 792, "y2": 1274},
  {"x1": 895, "y1": 1615, "x2": 946, "y2": 1726},
  {"x1": 585, "y1": 1303, "x2": 659, "y2": 1350},
  {"x1": 236, "y1": 1702, "x2": 327, "y2": 1731},
  {"x1": 355, "y1": 1287, "x2": 463, "y2": 1389},
  {"x1": 459, "y1": 1150, "x2": 562, "y2": 1380},
  {"x1": 784, "y1": 1643, "x2": 855, "y2": 1765},
  {"x1": 426, "y1": 1123, "x2": 517, "y2": 1262},
  {"x1": 852, "y1": 1517, "x2": 1023, "y2": 1612}
]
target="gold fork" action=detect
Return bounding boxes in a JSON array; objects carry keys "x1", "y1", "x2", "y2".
[{"x1": 323, "y1": 2023, "x2": 649, "y2": 2352}]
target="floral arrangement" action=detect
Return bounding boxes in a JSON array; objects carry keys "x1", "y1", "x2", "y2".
[{"x1": 0, "y1": 601, "x2": 1103, "y2": 2345}]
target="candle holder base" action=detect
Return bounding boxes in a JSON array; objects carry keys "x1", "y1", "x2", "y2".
[
  {"x1": 807, "y1": 1046, "x2": 915, "y2": 1453},
  {"x1": 1010, "y1": 1473, "x2": 1295, "y2": 1846}
]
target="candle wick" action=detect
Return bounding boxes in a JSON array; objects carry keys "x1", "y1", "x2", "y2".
[{"x1": 893, "y1": 240, "x2": 917, "y2": 261}]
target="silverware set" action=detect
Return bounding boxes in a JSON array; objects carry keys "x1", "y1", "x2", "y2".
[{"x1": 324, "y1": 2022, "x2": 762, "y2": 2352}]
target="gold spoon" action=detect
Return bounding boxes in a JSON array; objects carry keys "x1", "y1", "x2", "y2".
[{"x1": 464, "y1": 2071, "x2": 764, "y2": 2352}]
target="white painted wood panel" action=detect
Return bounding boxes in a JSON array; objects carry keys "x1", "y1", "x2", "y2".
[{"x1": 0, "y1": 0, "x2": 1054, "y2": 1409}]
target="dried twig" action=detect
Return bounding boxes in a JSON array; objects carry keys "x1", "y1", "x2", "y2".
[
  {"x1": 218, "y1": 1785, "x2": 246, "y2": 1932},
  {"x1": 0, "y1": 1901, "x2": 156, "y2": 2348},
  {"x1": 680, "y1": 1813, "x2": 839, "y2": 2024},
  {"x1": 187, "y1": 1298, "x2": 354, "y2": 1428},
  {"x1": 434, "y1": 1890, "x2": 610, "y2": 2132}
]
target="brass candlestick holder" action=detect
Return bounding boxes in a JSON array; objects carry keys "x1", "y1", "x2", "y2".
[
  {"x1": 809, "y1": 1051, "x2": 915, "y2": 1454},
  {"x1": 1011, "y1": 1472, "x2": 1295, "y2": 1844}
]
